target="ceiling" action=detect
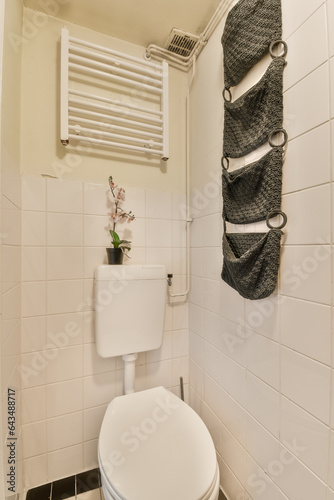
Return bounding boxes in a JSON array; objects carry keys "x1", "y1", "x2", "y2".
[{"x1": 23, "y1": 0, "x2": 222, "y2": 49}]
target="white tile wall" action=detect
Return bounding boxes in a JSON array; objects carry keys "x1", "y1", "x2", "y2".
[
  {"x1": 189, "y1": 2, "x2": 334, "y2": 499},
  {"x1": 20, "y1": 176, "x2": 189, "y2": 489}
]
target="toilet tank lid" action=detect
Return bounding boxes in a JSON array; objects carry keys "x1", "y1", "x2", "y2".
[
  {"x1": 98, "y1": 387, "x2": 217, "y2": 500},
  {"x1": 95, "y1": 264, "x2": 166, "y2": 280}
]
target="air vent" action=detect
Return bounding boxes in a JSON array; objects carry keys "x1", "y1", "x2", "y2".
[{"x1": 164, "y1": 29, "x2": 200, "y2": 58}]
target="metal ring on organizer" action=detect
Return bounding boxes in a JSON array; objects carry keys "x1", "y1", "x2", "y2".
[
  {"x1": 269, "y1": 40, "x2": 288, "y2": 59},
  {"x1": 266, "y1": 210, "x2": 288, "y2": 229},
  {"x1": 268, "y1": 128, "x2": 288, "y2": 148},
  {"x1": 221, "y1": 155, "x2": 230, "y2": 170},
  {"x1": 223, "y1": 87, "x2": 232, "y2": 103}
]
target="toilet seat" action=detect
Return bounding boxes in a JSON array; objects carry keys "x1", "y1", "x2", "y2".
[{"x1": 98, "y1": 387, "x2": 219, "y2": 500}]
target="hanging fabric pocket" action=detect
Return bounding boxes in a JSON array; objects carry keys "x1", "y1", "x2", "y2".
[
  {"x1": 223, "y1": 57, "x2": 285, "y2": 158},
  {"x1": 221, "y1": 0, "x2": 283, "y2": 89},
  {"x1": 221, "y1": 211, "x2": 287, "y2": 300},
  {"x1": 222, "y1": 147, "x2": 283, "y2": 224}
]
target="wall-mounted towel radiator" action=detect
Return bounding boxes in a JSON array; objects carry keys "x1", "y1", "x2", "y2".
[{"x1": 60, "y1": 28, "x2": 169, "y2": 160}]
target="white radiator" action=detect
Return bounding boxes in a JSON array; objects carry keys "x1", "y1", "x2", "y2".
[{"x1": 60, "y1": 28, "x2": 169, "y2": 160}]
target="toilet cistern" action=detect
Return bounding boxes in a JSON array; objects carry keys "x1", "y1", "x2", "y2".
[{"x1": 94, "y1": 264, "x2": 166, "y2": 394}]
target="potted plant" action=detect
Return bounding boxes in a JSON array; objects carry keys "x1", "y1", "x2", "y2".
[{"x1": 106, "y1": 175, "x2": 135, "y2": 265}]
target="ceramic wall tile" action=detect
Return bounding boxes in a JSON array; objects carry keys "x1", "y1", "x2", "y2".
[
  {"x1": 23, "y1": 454, "x2": 48, "y2": 491},
  {"x1": 47, "y1": 247, "x2": 83, "y2": 280},
  {"x1": 220, "y1": 280, "x2": 245, "y2": 324},
  {"x1": 277, "y1": 443, "x2": 327, "y2": 500},
  {"x1": 47, "y1": 213, "x2": 83, "y2": 246},
  {"x1": 219, "y1": 316, "x2": 246, "y2": 366},
  {"x1": 281, "y1": 346, "x2": 331, "y2": 424},
  {"x1": 172, "y1": 356, "x2": 188, "y2": 386},
  {"x1": 202, "y1": 247, "x2": 222, "y2": 281},
  {"x1": 284, "y1": 5, "x2": 327, "y2": 90},
  {"x1": 245, "y1": 453, "x2": 279, "y2": 500},
  {"x1": 22, "y1": 421, "x2": 47, "y2": 459},
  {"x1": 188, "y1": 303, "x2": 203, "y2": 337},
  {"x1": 83, "y1": 343, "x2": 116, "y2": 376},
  {"x1": 280, "y1": 245, "x2": 331, "y2": 304},
  {"x1": 246, "y1": 333, "x2": 280, "y2": 390},
  {"x1": 22, "y1": 211, "x2": 46, "y2": 246},
  {"x1": 244, "y1": 295, "x2": 280, "y2": 342},
  {"x1": 46, "y1": 280, "x2": 83, "y2": 315},
  {"x1": 22, "y1": 246, "x2": 46, "y2": 282},
  {"x1": 84, "y1": 182, "x2": 110, "y2": 215},
  {"x1": 46, "y1": 312, "x2": 84, "y2": 347},
  {"x1": 330, "y1": 57, "x2": 334, "y2": 119},
  {"x1": 246, "y1": 414, "x2": 280, "y2": 474},
  {"x1": 83, "y1": 372, "x2": 117, "y2": 409},
  {"x1": 46, "y1": 345, "x2": 83, "y2": 384},
  {"x1": 83, "y1": 405, "x2": 108, "y2": 441},
  {"x1": 2, "y1": 244, "x2": 20, "y2": 283},
  {"x1": 46, "y1": 379, "x2": 83, "y2": 418},
  {"x1": 146, "y1": 189, "x2": 172, "y2": 219},
  {"x1": 146, "y1": 359, "x2": 173, "y2": 389},
  {"x1": 202, "y1": 213, "x2": 222, "y2": 248},
  {"x1": 202, "y1": 278, "x2": 221, "y2": 315},
  {"x1": 47, "y1": 412, "x2": 83, "y2": 452},
  {"x1": 328, "y1": 0, "x2": 334, "y2": 57},
  {"x1": 125, "y1": 187, "x2": 146, "y2": 218},
  {"x1": 21, "y1": 386, "x2": 46, "y2": 425},
  {"x1": 172, "y1": 329, "x2": 189, "y2": 358},
  {"x1": 172, "y1": 192, "x2": 186, "y2": 220},
  {"x1": 329, "y1": 430, "x2": 334, "y2": 489},
  {"x1": 284, "y1": 63, "x2": 329, "y2": 140},
  {"x1": 282, "y1": 0, "x2": 324, "y2": 38},
  {"x1": 47, "y1": 178, "x2": 83, "y2": 214},
  {"x1": 146, "y1": 247, "x2": 173, "y2": 272},
  {"x1": 283, "y1": 185, "x2": 331, "y2": 245},
  {"x1": 146, "y1": 219, "x2": 172, "y2": 248},
  {"x1": 280, "y1": 297, "x2": 331, "y2": 365},
  {"x1": 282, "y1": 123, "x2": 331, "y2": 194},
  {"x1": 281, "y1": 396, "x2": 330, "y2": 481},
  {"x1": 84, "y1": 247, "x2": 108, "y2": 278},
  {"x1": 21, "y1": 281, "x2": 47, "y2": 317},
  {"x1": 21, "y1": 316, "x2": 47, "y2": 353},
  {"x1": 21, "y1": 352, "x2": 47, "y2": 389},
  {"x1": 146, "y1": 331, "x2": 173, "y2": 363},
  {"x1": 22, "y1": 176, "x2": 46, "y2": 211},
  {"x1": 172, "y1": 246, "x2": 186, "y2": 275},
  {"x1": 47, "y1": 444, "x2": 83, "y2": 483},
  {"x1": 332, "y1": 370, "x2": 334, "y2": 429},
  {"x1": 2, "y1": 207, "x2": 21, "y2": 246},
  {"x1": 245, "y1": 372, "x2": 280, "y2": 438}
]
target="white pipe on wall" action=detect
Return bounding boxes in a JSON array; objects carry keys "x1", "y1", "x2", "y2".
[{"x1": 167, "y1": 57, "x2": 196, "y2": 298}]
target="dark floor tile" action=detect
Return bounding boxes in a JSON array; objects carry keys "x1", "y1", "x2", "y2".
[
  {"x1": 52, "y1": 476, "x2": 75, "y2": 500},
  {"x1": 76, "y1": 468, "x2": 100, "y2": 494},
  {"x1": 26, "y1": 483, "x2": 51, "y2": 500},
  {"x1": 218, "y1": 489, "x2": 228, "y2": 500}
]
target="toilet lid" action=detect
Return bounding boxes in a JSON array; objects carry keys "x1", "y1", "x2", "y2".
[{"x1": 98, "y1": 387, "x2": 217, "y2": 500}]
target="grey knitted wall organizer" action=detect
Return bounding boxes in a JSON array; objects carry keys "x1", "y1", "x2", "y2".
[{"x1": 221, "y1": 0, "x2": 288, "y2": 300}]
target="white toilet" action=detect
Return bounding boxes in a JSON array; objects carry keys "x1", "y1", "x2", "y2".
[{"x1": 94, "y1": 264, "x2": 220, "y2": 500}]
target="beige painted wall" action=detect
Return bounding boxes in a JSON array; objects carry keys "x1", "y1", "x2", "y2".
[{"x1": 20, "y1": 8, "x2": 188, "y2": 192}]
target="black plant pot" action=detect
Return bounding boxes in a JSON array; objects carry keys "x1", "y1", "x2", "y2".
[{"x1": 106, "y1": 247, "x2": 124, "y2": 265}]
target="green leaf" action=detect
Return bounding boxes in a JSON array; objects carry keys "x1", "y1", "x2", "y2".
[{"x1": 110, "y1": 230, "x2": 120, "y2": 242}]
